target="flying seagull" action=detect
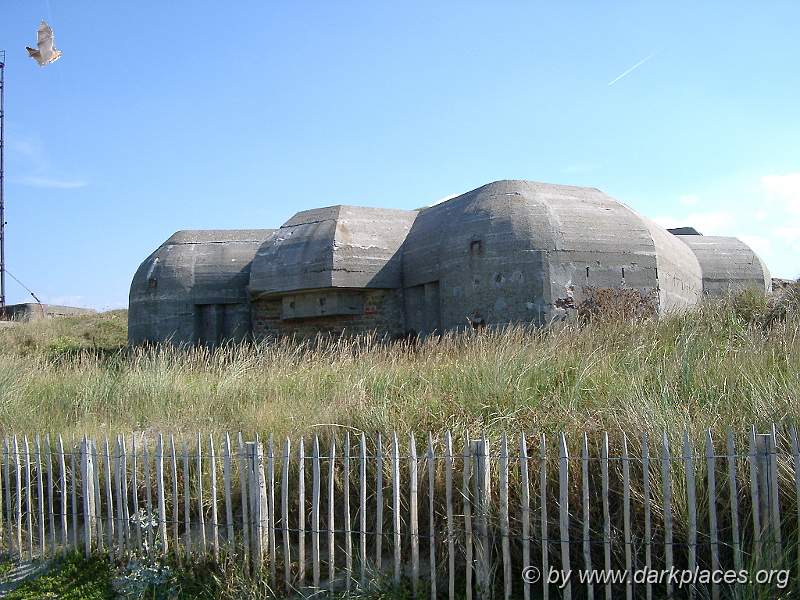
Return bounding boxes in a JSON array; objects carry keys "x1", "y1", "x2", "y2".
[{"x1": 26, "y1": 21, "x2": 62, "y2": 66}]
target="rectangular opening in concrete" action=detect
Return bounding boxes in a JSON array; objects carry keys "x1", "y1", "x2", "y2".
[{"x1": 281, "y1": 291, "x2": 364, "y2": 320}]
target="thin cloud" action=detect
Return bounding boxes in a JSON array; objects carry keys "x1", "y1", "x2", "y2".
[
  {"x1": 761, "y1": 172, "x2": 800, "y2": 213},
  {"x1": 608, "y1": 53, "x2": 655, "y2": 87},
  {"x1": 11, "y1": 176, "x2": 88, "y2": 189}
]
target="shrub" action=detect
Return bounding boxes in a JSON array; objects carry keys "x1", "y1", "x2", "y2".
[
  {"x1": 45, "y1": 336, "x2": 84, "y2": 361},
  {"x1": 577, "y1": 286, "x2": 658, "y2": 323}
]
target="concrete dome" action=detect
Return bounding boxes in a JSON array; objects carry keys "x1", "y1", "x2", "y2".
[
  {"x1": 129, "y1": 229, "x2": 275, "y2": 344},
  {"x1": 675, "y1": 235, "x2": 772, "y2": 296},
  {"x1": 249, "y1": 205, "x2": 418, "y2": 298},
  {"x1": 402, "y1": 180, "x2": 702, "y2": 329}
]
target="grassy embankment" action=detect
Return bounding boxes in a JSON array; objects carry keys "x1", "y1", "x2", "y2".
[
  {"x1": 0, "y1": 292, "x2": 797, "y2": 444},
  {"x1": 0, "y1": 290, "x2": 798, "y2": 598}
]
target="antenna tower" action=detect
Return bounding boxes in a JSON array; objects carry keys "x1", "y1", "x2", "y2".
[{"x1": 0, "y1": 51, "x2": 5, "y2": 308}]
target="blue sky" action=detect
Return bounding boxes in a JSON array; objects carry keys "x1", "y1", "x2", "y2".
[{"x1": 1, "y1": 2, "x2": 798, "y2": 309}]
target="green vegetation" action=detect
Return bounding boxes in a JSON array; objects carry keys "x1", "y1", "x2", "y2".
[
  {"x1": 0, "y1": 552, "x2": 114, "y2": 599},
  {"x1": 0, "y1": 291, "x2": 797, "y2": 445},
  {"x1": 0, "y1": 309, "x2": 127, "y2": 359},
  {"x1": 0, "y1": 287, "x2": 797, "y2": 598}
]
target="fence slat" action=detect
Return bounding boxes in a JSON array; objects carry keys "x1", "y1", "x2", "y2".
[
  {"x1": 2, "y1": 439, "x2": 10, "y2": 556},
  {"x1": 749, "y1": 426, "x2": 762, "y2": 560},
  {"x1": 209, "y1": 434, "x2": 219, "y2": 559},
  {"x1": 92, "y1": 441, "x2": 103, "y2": 551},
  {"x1": 521, "y1": 433, "x2": 531, "y2": 600},
  {"x1": 499, "y1": 433, "x2": 511, "y2": 600},
  {"x1": 131, "y1": 435, "x2": 141, "y2": 550},
  {"x1": 375, "y1": 432, "x2": 383, "y2": 572},
  {"x1": 428, "y1": 432, "x2": 438, "y2": 600},
  {"x1": 409, "y1": 433, "x2": 419, "y2": 598},
  {"x1": 499, "y1": 435, "x2": 510, "y2": 600},
  {"x1": 791, "y1": 427, "x2": 800, "y2": 580},
  {"x1": 103, "y1": 438, "x2": 114, "y2": 552},
  {"x1": 156, "y1": 434, "x2": 167, "y2": 554},
  {"x1": 182, "y1": 442, "x2": 191, "y2": 555},
  {"x1": 769, "y1": 424, "x2": 783, "y2": 560},
  {"x1": 268, "y1": 435, "x2": 276, "y2": 584},
  {"x1": 463, "y1": 434, "x2": 473, "y2": 600},
  {"x1": 559, "y1": 433, "x2": 571, "y2": 600},
  {"x1": 224, "y1": 434, "x2": 235, "y2": 550},
  {"x1": 170, "y1": 435, "x2": 179, "y2": 558},
  {"x1": 312, "y1": 435, "x2": 321, "y2": 589},
  {"x1": 601, "y1": 432, "x2": 610, "y2": 600},
  {"x1": 297, "y1": 436, "x2": 305, "y2": 587},
  {"x1": 328, "y1": 436, "x2": 336, "y2": 593},
  {"x1": 344, "y1": 432, "x2": 352, "y2": 592},
  {"x1": 25, "y1": 436, "x2": 34, "y2": 557},
  {"x1": 122, "y1": 435, "x2": 131, "y2": 551},
  {"x1": 727, "y1": 430, "x2": 742, "y2": 576},
  {"x1": 253, "y1": 436, "x2": 268, "y2": 576},
  {"x1": 478, "y1": 437, "x2": 491, "y2": 600},
  {"x1": 36, "y1": 435, "x2": 45, "y2": 557},
  {"x1": 114, "y1": 437, "x2": 124, "y2": 551},
  {"x1": 81, "y1": 437, "x2": 95, "y2": 557},
  {"x1": 540, "y1": 433, "x2": 549, "y2": 600},
  {"x1": 581, "y1": 433, "x2": 593, "y2": 600},
  {"x1": 14, "y1": 436, "x2": 22, "y2": 557},
  {"x1": 446, "y1": 431, "x2": 455, "y2": 600},
  {"x1": 392, "y1": 432, "x2": 401, "y2": 586},
  {"x1": 705, "y1": 430, "x2": 719, "y2": 600},
  {"x1": 662, "y1": 433, "x2": 673, "y2": 598},
  {"x1": 238, "y1": 433, "x2": 250, "y2": 569},
  {"x1": 642, "y1": 434, "x2": 651, "y2": 600},
  {"x1": 1, "y1": 439, "x2": 6, "y2": 554},
  {"x1": 622, "y1": 434, "x2": 631, "y2": 600},
  {"x1": 143, "y1": 438, "x2": 153, "y2": 549},
  {"x1": 196, "y1": 433, "x2": 206, "y2": 555},
  {"x1": 282, "y1": 437, "x2": 291, "y2": 592},
  {"x1": 359, "y1": 432, "x2": 367, "y2": 589},
  {"x1": 45, "y1": 435, "x2": 56, "y2": 550},
  {"x1": 683, "y1": 432, "x2": 697, "y2": 600}
]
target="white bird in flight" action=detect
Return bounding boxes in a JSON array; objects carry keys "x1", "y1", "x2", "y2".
[{"x1": 26, "y1": 21, "x2": 62, "y2": 66}]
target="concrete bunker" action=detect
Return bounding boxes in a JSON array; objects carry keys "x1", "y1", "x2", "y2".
[
  {"x1": 249, "y1": 205, "x2": 417, "y2": 338},
  {"x1": 129, "y1": 229, "x2": 275, "y2": 345},
  {"x1": 672, "y1": 232, "x2": 772, "y2": 296},
  {"x1": 128, "y1": 180, "x2": 771, "y2": 345}
]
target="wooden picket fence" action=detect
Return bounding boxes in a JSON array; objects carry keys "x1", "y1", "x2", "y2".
[{"x1": 0, "y1": 426, "x2": 796, "y2": 598}]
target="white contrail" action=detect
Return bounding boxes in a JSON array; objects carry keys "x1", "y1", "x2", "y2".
[{"x1": 607, "y1": 53, "x2": 655, "y2": 86}]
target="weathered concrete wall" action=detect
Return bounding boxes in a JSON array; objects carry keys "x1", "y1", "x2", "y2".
[
  {"x1": 675, "y1": 235, "x2": 772, "y2": 296},
  {"x1": 128, "y1": 179, "x2": 773, "y2": 345},
  {"x1": 402, "y1": 180, "x2": 693, "y2": 331},
  {"x1": 128, "y1": 229, "x2": 275, "y2": 345},
  {"x1": 642, "y1": 218, "x2": 703, "y2": 312},
  {"x1": 249, "y1": 206, "x2": 418, "y2": 297},
  {"x1": 539, "y1": 184, "x2": 659, "y2": 320},
  {"x1": 251, "y1": 288, "x2": 405, "y2": 339},
  {"x1": 403, "y1": 180, "x2": 556, "y2": 332},
  {"x1": 0, "y1": 303, "x2": 96, "y2": 322}
]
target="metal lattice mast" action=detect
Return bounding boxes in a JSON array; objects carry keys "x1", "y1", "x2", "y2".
[{"x1": 0, "y1": 51, "x2": 5, "y2": 308}]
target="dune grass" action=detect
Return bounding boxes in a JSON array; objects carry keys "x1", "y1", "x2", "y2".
[
  {"x1": 0, "y1": 291, "x2": 796, "y2": 447},
  {"x1": 0, "y1": 291, "x2": 798, "y2": 597}
]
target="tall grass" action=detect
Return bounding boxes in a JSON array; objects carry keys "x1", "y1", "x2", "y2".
[
  {"x1": 0, "y1": 294, "x2": 798, "y2": 596},
  {"x1": 0, "y1": 294, "x2": 796, "y2": 445}
]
